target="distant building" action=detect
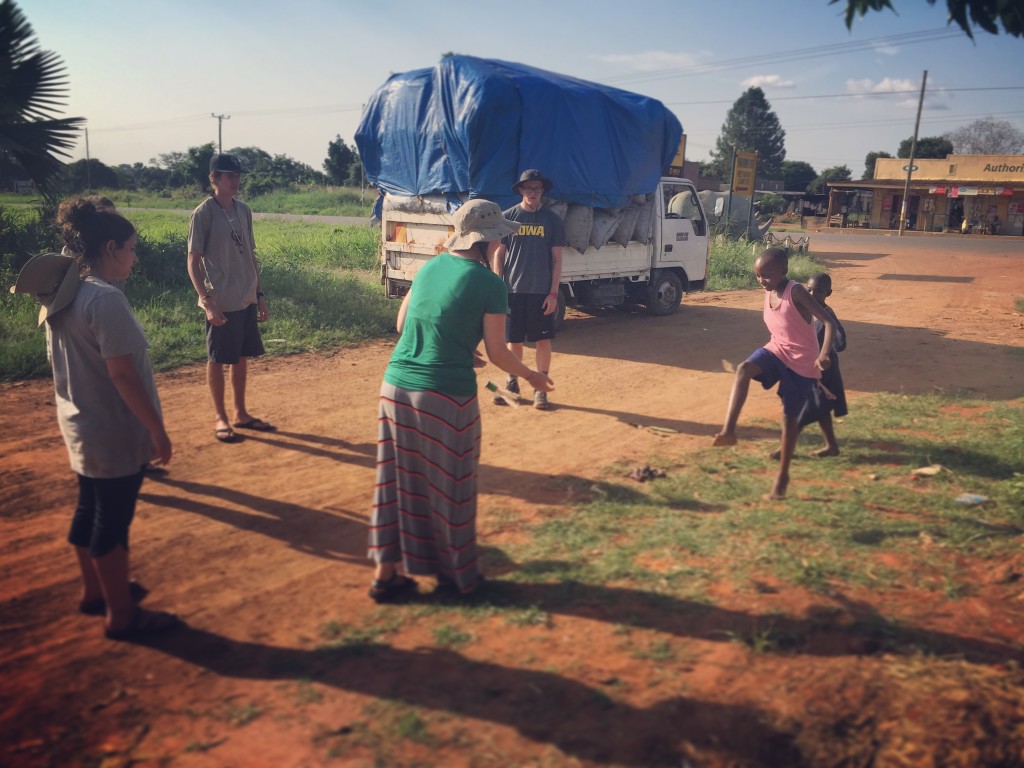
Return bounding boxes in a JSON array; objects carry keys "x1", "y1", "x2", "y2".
[{"x1": 826, "y1": 154, "x2": 1024, "y2": 235}]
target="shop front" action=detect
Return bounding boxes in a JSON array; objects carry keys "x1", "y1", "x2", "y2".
[{"x1": 826, "y1": 154, "x2": 1024, "y2": 235}]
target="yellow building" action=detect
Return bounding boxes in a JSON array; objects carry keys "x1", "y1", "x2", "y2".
[{"x1": 827, "y1": 154, "x2": 1024, "y2": 235}]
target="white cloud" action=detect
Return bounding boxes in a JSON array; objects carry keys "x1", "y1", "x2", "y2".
[
  {"x1": 872, "y1": 44, "x2": 900, "y2": 56},
  {"x1": 846, "y1": 77, "x2": 951, "y2": 110},
  {"x1": 594, "y1": 51, "x2": 704, "y2": 72},
  {"x1": 846, "y1": 77, "x2": 918, "y2": 95},
  {"x1": 741, "y1": 74, "x2": 795, "y2": 89}
]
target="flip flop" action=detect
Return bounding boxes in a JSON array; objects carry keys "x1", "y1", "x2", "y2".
[
  {"x1": 215, "y1": 427, "x2": 242, "y2": 443},
  {"x1": 79, "y1": 579, "x2": 149, "y2": 616},
  {"x1": 367, "y1": 574, "x2": 417, "y2": 603},
  {"x1": 233, "y1": 418, "x2": 275, "y2": 432},
  {"x1": 104, "y1": 607, "x2": 180, "y2": 641}
]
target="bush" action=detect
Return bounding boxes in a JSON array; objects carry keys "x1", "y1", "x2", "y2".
[{"x1": 707, "y1": 237, "x2": 822, "y2": 291}]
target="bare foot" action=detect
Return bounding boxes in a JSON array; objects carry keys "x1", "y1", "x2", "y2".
[
  {"x1": 770, "y1": 473, "x2": 789, "y2": 499},
  {"x1": 813, "y1": 446, "x2": 840, "y2": 457},
  {"x1": 712, "y1": 432, "x2": 737, "y2": 447}
]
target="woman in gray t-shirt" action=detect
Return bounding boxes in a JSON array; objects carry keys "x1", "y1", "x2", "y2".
[{"x1": 48, "y1": 198, "x2": 179, "y2": 641}]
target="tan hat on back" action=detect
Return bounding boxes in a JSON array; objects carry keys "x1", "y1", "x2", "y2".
[
  {"x1": 444, "y1": 199, "x2": 521, "y2": 251},
  {"x1": 10, "y1": 252, "x2": 81, "y2": 326}
]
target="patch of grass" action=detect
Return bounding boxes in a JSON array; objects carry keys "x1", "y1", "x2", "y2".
[
  {"x1": 1015, "y1": 297, "x2": 1024, "y2": 314},
  {"x1": 226, "y1": 702, "x2": 261, "y2": 727},
  {"x1": 0, "y1": 186, "x2": 375, "y2": 217},
  {"x1": 1, "y1": 207, "x2": 396, "y2": 380},
  {"x1": 494, "y1": 392, "x2": 1023, "y2": 613},
  {"x1": 393, "y1": 710, "x2": 434, "y2": 744},
  {"x1": 721, "y1": 624, "x2": 781, "y2": 654},
  {"x1": 245, "y1": 186, "x2": 373, "y2": 217},
  {"x1": 183, "y1": 739, "x2": 225, "y2": 753},
  {"x1": 632, "y1": 638, "x2": 675, "y2": 661},
  {"x1": 432, "y1": 623, "x2": 473, "y2": 647},
  {"x1": 295, "y1": 679, "x2": 324, "y2": 705},
  {"x1": 707, "y1": 236, "x2": 822, "y2": 291},
  {"x1": 505, "y1": 606, "x2": 552, "y2": 627},
  {"x1": 362, "y1": 701, "x2": 438, "y2": 747}
]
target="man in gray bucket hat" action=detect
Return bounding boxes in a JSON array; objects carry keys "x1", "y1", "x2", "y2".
[{"x1": 490, "y1": 169, "x2": 566, "y2": 410}]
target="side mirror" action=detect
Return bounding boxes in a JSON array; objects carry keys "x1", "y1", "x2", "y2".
[{"x1": 714, "y1": 197, "x2": 725, "y2": 217}]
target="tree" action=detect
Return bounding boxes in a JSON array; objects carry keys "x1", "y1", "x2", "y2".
[
  {"x1": 833, "y1": 0, "x2": 1024, "y2": 38},
  {"x1": 897, "y1": 136, "x2": 953, "y2": 159},
  {"x1": 0, "y1": 0, "x2": 84, "y2": 189},
  {"x1": 780, "y1": 160, "x2": 817, "y2": 192},
  {"x1": 345, "y1": 155, "x2": 364, "y2": 187},
  {"x1": 863, "y1": 151, "x2": 893, "y2": 180},
  {"x1": 63, "y1": 158, "x2": 118, "y2": 192},
  {"x1": 944, "y1": 118, "x2": 1024, "y2": 155},
  {"x1": 324, "y1": 135, "x2": 357, "y2": 185},
  {"x1": 808, "y1": 165, "x2": 852, "y2": 195},
  {"x1": 708, "y1": 87, "x2": 786, "y2": 182},
  {"x1": 184, "y1": 143, "x2": 216, "y2": 189},
  {"x1": 227, "y1": 145, "x2": 325, "y2": 194}
]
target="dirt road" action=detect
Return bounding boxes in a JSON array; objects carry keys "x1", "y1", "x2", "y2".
[{"x1": 1, "y1": 233, "x2": 1022, "y2": 766}]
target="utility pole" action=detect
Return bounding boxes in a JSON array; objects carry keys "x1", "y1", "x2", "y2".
[
  {"x1": 84, "y1": 126, "x2": 91, "y2": 192},
  {"x1": 899, "y1": 70, "x2": 927, "y2": 237},
  {"x1": 211, "y1": 113, "x2": 230, "y2": 154}
]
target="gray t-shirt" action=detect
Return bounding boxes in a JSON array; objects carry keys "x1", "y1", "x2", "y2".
[
  {"x1": 47, "y1": 277, "x2": 162, "y2": 478},
  {"x1": 501, "y1": 204, "x2": 567, "y2": 294},
  {"x1": 188, "y1": 196, "x2": 258, "y2": 312}
]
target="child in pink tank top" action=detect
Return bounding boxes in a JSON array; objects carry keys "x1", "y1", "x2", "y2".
[{"x1": 712, "y1": 248, "x2": 836, "y2": 499}]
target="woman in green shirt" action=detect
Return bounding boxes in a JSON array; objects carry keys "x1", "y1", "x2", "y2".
[{"x1": 368, "y1": 200, "x2": 554, "y2": 600}]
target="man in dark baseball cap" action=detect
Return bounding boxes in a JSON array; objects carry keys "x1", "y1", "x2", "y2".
[
  {"x1": 187, "y1": 151, "x2": 273, "y2": 443},
  {"x1": 209, "y1": 153, "x2": 244, "y2": 174}
]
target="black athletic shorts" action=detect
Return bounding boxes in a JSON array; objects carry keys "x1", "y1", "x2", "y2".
[
  {"x1": 506, "y1": 293, "x2": 555, "y2": 344},
  {"x1": 68, "y1": 469, "x2": 145, "y2": 557},
  {"x1": 206, "y1": 304, "x2": 265, "y2": 364}
]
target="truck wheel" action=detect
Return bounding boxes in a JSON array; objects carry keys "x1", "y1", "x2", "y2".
[
  {"x1": 552, "y1": 289, "x2": 566, "y2": 331},
  {"x1": 646, "y1": 270, "x2": 684, "y2": 316}
]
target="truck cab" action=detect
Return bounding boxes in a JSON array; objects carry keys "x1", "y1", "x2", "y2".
[{"x1": 557, "y1": 177, "x2": 709, "y2": 320}]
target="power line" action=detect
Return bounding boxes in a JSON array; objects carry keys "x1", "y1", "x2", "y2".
[
  {"x1": 665, "y1": 86, "x2": 1024, "y2": 107},
  {"x1": 603, "y1": 28, "x2": 963, "y2": 86},
  {"x1": 87, "y1": 104, "x2": 364, "y2": 134}
]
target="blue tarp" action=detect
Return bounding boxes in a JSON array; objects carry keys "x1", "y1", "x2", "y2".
[{"x1": 355, "y1": 55, "x2": 682, "y2": 211}]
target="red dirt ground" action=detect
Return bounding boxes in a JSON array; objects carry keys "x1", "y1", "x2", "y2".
[{"x1": 1, "y1": 233, "x2": 1023, "y2": 767}]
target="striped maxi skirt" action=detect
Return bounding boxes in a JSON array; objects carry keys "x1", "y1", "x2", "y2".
[{"x1": 369, "y1": 381, "x2": 482, "y2": 591}]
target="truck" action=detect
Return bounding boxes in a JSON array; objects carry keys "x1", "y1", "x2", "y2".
[{"x1": 356, "y1": 55, "x2": 713, "y2": 326}]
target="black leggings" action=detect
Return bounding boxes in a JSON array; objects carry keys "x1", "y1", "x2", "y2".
[{"x1": 67, "y1": 469, "x2": 145, "y2": 558}]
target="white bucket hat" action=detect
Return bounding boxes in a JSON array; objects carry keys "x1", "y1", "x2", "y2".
[
  {"x1": 445, "y1": 199, "x2": 521, "y2": 251},
  {"x1": 10, "y1": 252, "x2": 81, "y2": 326}
]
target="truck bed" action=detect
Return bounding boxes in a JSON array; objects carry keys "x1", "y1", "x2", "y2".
[{"x1": 381, "y1": 211, "x2": 652, "y2": 292}]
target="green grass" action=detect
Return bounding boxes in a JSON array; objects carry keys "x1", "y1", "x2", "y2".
[
  {"x1": 707, "y1": 235, "x2": 822, "y2": 291},
  {"x1": 0, "y1": 186, "x2": 374, "y2": 217},
  {"x1": 0, "y1": 207, "x2": 392, "y2": 380},
  {"x1": 483, "y1": 392, "x2": 1024, "y2": 603}
]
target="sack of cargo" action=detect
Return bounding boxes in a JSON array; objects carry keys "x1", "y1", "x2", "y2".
[
  {"x1": 383, "y1": 195, "x2": 449, "y2": 215},
  {"x1": 590, "y1": 208, "x2": 623, "y2": 250},
  {"x1": 546, "y1": 201, "x2": 568, "y2": 221},
  {"x1": 632, "y1": 196, "x2": 656, "y2": 244},
  {"x1": 564, "y1": 205, "x2": 593, "y2": 252},
  {"x1": 611, "y1": 205, "x2": 641, "y2": 246}
]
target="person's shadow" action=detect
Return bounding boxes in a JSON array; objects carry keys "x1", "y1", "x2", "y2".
[{"x1": 140, "y1": 625, "x2": 798, "y2": 767}]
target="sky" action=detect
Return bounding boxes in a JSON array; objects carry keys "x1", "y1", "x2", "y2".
[{"x1": 18, "y1": 0, "x2": 1024, "y2": 180}]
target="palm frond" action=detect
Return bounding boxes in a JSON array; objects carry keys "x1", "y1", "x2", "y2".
[{"x1": 0, "y1": 0, "x2": 83, "y2": 188}]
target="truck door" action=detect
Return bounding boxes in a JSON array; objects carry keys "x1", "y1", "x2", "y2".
[{"x1": 657, "y1": 181, "x2": 708, "y2": 277}]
